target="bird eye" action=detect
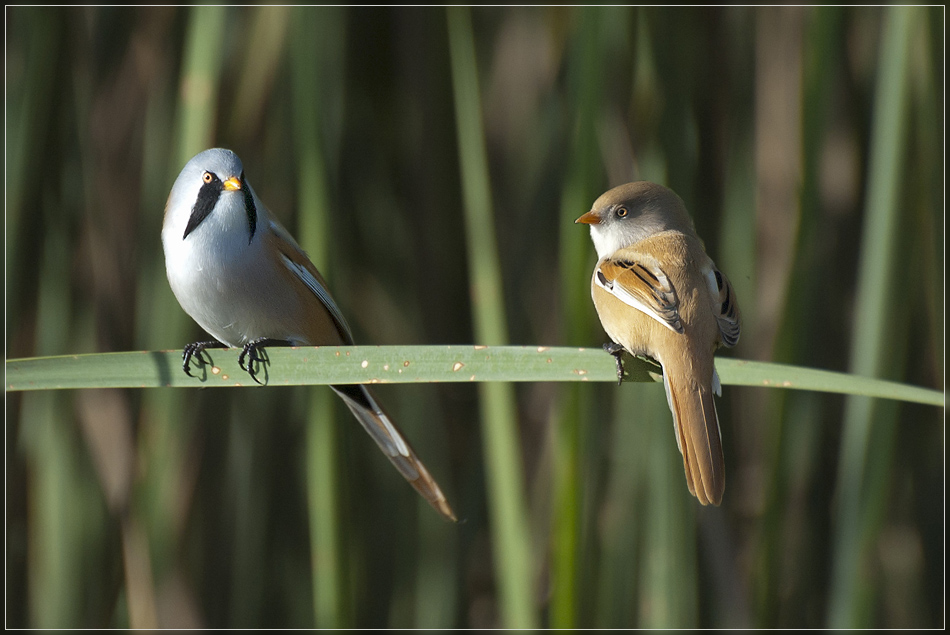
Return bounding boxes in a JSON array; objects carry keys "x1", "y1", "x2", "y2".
[
  {"x1": 615, "y1": 206, "x2": 628, "y2": 218},
  {"x1": 202, "y1": 171, "x2": 214, "y2": 184}
]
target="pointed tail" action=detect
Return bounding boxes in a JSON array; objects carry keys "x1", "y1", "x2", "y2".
[
  {"x1": 660, "y1": 368, "x2": 725, "y2": 505},
  {"x1": 331, "y1": 384, "x2": 457, "y2": 521}
]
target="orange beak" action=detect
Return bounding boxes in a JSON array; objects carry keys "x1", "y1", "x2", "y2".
[
  {"x1": 574, "y1": 209, "x2": 601, "y2": 225},
  {"x1": 223, "y1": 176, "x2": 243, "y2": 192}
]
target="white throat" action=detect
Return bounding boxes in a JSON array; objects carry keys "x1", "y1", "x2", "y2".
[
  {"x1": 588, "y1": 216, "x2": 671, "y2": 260},
  {"x1": 589, "y1": 225, "x2": 622, "y2": 260}
]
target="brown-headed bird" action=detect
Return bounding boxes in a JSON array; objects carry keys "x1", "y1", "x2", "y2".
[{"x1": 576, "y1": 182, "x2": 740, "y2": 505}]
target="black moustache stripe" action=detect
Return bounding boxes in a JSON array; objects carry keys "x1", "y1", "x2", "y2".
[
  {"x1": 241, "y1": 171, "x2": 257, "y2": 243},
  {"x1": 183, "y1": 180, "x2": 223, "y2": 240}
]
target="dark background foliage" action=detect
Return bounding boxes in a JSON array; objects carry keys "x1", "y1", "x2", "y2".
[{"x1": 5, "y1": 5, "x2": 944, "y2": 628}]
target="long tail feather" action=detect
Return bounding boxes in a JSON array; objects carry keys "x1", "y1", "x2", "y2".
[
  {"x1": 662, "y1": 371, "x2": 725, "y2": 505},
  {"x1": 331, "y1": 384, "x2": 456, "y2": 521}
]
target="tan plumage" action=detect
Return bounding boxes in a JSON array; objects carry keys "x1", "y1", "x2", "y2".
[
  {"x1": 163, "y1": 148, "x2": 455, "y2": 520},
  {"x1": 577, "y1": 182, "x2": 740, "y2": 505}
]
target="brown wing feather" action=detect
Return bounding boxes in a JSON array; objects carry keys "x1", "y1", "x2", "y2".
[
  {"x1": 710, "y1": 267, "x2": 740, "y2": 348},
  {"x1": 268, "y1": 218, "x2": 355, "y2": 345},
  {"x1": 266, "y1": 218, "x2": 456, "y2": 521},
  {"x1": 596, "y1": 257, "x2": 684, "y2": 334}
]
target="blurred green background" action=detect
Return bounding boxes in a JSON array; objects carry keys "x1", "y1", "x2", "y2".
[{"x1": 4, "y1": 5, "x2": 944, "y2": 629}]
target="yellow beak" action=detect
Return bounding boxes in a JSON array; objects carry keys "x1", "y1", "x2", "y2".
[{"x1": 223, "y1": 176, "x2": 242, "y2": 191}]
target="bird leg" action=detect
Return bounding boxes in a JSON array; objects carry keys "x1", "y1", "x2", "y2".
[
  {"x1": 182, "y1": 340, "x2": 228, "y2": 377},
  {"x1": 239, "y1": 337, "x2": 293, "y2": 385},
  {"x1": 603, "y1": 342, "x2": 626, "y2": 386}
]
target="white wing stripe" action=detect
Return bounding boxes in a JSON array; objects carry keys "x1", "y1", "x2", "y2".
[
  {"x1": 595, "y1": 267, "x2": 682, "y2": 334},
  {"x1": 280, "y1": 254, "x2": 353, "y2": 338}
]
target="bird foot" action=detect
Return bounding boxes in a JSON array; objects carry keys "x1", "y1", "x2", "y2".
[
  {"x1": 603, "y1": 342, "x2": 626, "y2": 386},
  {"x1": 238, "y1": 338, "x2": 291, "y2": 385},
  {"x1": 182, "y1": 340, "x2": 227, "y2": 377}
]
